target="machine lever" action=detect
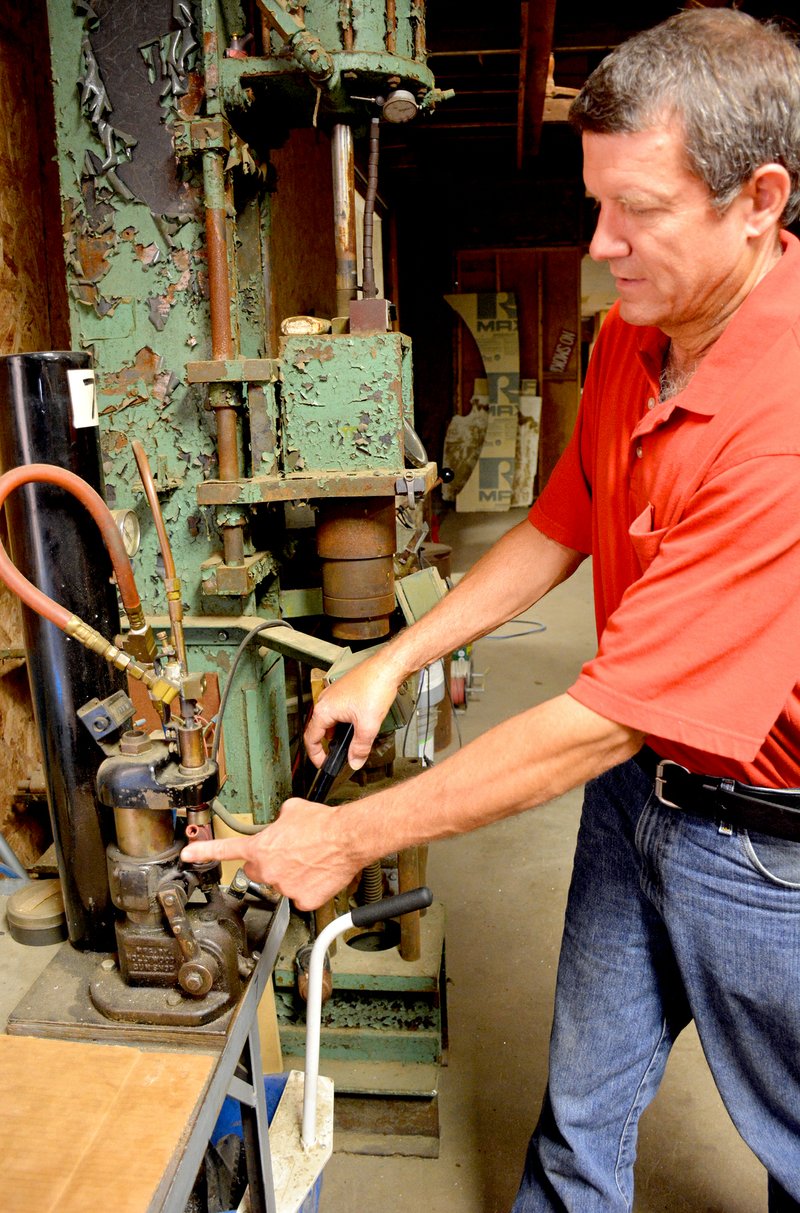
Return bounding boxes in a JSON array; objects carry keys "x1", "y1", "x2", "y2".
[
  {"x1": 351, "y1": 887, "x2": 433, "y2": 928},
  {"x1": 305, "y1": 721, "x2": 354, "y2": 804},
  {"x1": 158, "y1": 884, "x2": 201, "y2": 962}
]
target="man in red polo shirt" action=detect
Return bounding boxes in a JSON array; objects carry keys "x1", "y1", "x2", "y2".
[{"x1": 183, "y1": 10, "x2": 800, "y2": 1209}]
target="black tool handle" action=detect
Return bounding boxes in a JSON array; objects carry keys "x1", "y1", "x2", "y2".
[
  {"x1": 351, "y1": 887, "x2": 433, "y2": 928},
  {"x1": 306, "y1": 721, "x2": 355, "y2": 804}
]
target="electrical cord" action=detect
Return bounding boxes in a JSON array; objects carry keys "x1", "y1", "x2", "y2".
[
  {"x1": 210, "y1": 619, "x2": 292, "y2": 767},
  {"x1": 207, "y1": 620, "x2": 294, "y2": 834}
]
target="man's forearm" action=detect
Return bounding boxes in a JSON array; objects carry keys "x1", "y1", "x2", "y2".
[
  {"x1": 181, "y1": 695, "x2": 643, "y2": 909},
  {"x1": 336, "y1": 694, "x2": 642, "y2": 868},
  {"x1": 379, "y1": 520, "x2": 585, "y2": 684}
]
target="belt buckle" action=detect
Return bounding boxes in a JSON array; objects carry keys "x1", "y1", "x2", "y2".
[{"x1": 654, "y1": 760, "x2": 690, "y2": 810}]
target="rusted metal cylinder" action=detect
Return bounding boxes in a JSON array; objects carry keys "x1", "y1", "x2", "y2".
[
  {"x1": 203, "y1": 149, "x2": 247, "y2": 562},
  {"x1": 316, "y1": 498, "x2": 396, "y2": 639},
  {"x1": 222, "y1": 521, "x2": 245, "y2": 567},
  {"x1": 398, "y1": 846, "x2": 421, "y2": 961},
  {"x1": 385, "y1": 0, "x2": 397, "y2": 53},
  {"x1": 213, "y1": 394, "x2": 239, "y2": 479},
  {"x1": 178, "y1": 723, "x2": 206, "y2": 771},
  {"x1": 331, "y1": 124, "x2": 359, "y2": 318},
  {"x1": 113, "y1": 808, "x2": 175, "y2": 859}
]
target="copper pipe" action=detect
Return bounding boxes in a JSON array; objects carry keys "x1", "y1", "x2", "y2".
[
  {"x1": 131, "y1": 440, "x2": 175, "y2": 578},
  {"x1": 331, "y1": 124, "x2": 359, "y2": 317},
  {"x1": 398, "y1": 846, "x2": 421, "y2": 961},
  {"x1": 202, "y1": 148, "x2": 246, "y2": 564},
  {"x1": 131, "y1": 440, "x2": 189, "y2": 669},
  {"x1": 385, "y1": 0, "x2": 396, "y2": 53},
  {"x1": 203, "y1": 166, "x2": 233, "y2": 362}
]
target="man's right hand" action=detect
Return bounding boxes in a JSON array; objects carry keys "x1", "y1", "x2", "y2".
[{"x1": 304, "y1": 651, "x2": 404, "y2": 771}]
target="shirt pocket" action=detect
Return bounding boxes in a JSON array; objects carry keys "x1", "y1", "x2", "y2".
[{"x1": 629, "y1": 503, "x2": 668, "y2": 573}]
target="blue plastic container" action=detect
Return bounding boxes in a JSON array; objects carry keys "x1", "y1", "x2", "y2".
[{"x1": 213, "y1": 1072, "x2": 323, "y2": 1213}]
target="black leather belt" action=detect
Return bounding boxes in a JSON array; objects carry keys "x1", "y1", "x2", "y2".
[{"x1": 634, "y1": 746, "x2": 800, "y2": 842}]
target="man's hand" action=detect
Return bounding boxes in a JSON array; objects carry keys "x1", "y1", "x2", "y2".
[
  {"x1": 305, "y1": 651, "x2": 404, "y2": 771},
  {"x1": 180, "y1": 799, "x2": 361, "y2": 911}
]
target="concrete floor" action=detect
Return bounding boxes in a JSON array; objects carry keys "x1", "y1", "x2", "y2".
[{"x1": 320, "y1": 508, "x2": 768, "y2": 1213}]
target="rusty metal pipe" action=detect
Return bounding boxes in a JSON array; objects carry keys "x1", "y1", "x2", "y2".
[
  {"x1": 386, "y1": 0, "x2": 397, "y2": 54},
  {"x1": 340, "y1": 0, "x2": 354, "y2": 51},
  {"x1": 202, "y1": 148, "x2": 247, "y2": 562},
  {"x1": 203, "y1": 169, "x2": 234, "y2": 361},
  {"x1": 398, "y1": 847, "x2": 421, "y2": 961},
  {"x1": 414, "y1": 0, "x2": 427, "y2": 61},
  {"x1": 331, "y1": 124, "x2": 359, "y2": 317},
  {"x1": 222, "y1": 522, "x2": 245, "y2": 567},
  {"x1": 215, "y1": 401, "x2": 240, "y2": 481},
  {"x1": 361, "y1": 118, "x2": 381, "y2": 300}
]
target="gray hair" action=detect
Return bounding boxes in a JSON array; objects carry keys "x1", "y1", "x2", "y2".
[{"x1": 570, "y1": 9, "x2": 800, "y2": 224}]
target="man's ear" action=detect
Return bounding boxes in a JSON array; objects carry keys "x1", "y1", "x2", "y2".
[{"x1": 744, "y1": 163, "x2": 791, "y2": 235}]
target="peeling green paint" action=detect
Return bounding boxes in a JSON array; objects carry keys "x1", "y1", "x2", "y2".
[
  {"x1": 45, "y1": 0, "x2": 288, "y2": 818},
  {"x1": 280, "y1": 333, "x2": 411, "y2": 472}
]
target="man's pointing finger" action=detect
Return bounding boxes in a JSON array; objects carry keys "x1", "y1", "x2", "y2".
[{"x1": 181, "y1": 837, "x2": 249, "y2": 865}]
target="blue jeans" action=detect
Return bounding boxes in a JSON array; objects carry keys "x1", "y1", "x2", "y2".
[{"x1": 512, "y1": 757, "x2": 800, "y2": 1212}]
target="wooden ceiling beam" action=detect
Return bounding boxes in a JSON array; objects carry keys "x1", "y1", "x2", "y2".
[{"x1": 516, "y1": 0, "x2": 558, "y2": 168}]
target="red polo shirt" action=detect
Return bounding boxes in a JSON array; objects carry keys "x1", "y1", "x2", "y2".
[{"x1": 530, "y1": 230, "x2": 800, "y2": 786}]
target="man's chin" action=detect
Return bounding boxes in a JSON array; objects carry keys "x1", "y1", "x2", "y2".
[{"x1": 617, "y1": 298, "x2": 660, "y2": 328}]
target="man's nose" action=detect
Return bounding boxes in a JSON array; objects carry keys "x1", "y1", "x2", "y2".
[{"x1": 589, "y1": 206, "x2": 630, "y2": 262}]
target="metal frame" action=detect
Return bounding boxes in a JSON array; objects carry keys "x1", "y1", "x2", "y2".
[{"x1": 148, "y1": 895, "x2": 290, "y2": 1213}]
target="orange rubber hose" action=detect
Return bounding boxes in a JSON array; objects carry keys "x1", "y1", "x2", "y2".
[{"x1": 0, "y1": 463, "x2": 144, "y2": 628}]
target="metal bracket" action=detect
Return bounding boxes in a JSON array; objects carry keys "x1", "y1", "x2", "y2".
[
  {"x1": 200, "y1": 551, "x2": 277, "y2": 598},
  {"x1": 186, "y1": 358, "x2": 279, "y2": 384},
  {"x1": 395, "y1": 471, "x2": 427, "y2": 508},
  {"x1": 172, "y1": 116, "x2": 231, "y2": 157}
]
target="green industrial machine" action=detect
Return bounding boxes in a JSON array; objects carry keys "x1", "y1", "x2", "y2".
[{"x1": 40, "y1": 0, "x2": 451, "y2": 1153}]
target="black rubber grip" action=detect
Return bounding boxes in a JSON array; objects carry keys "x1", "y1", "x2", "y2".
[
  {"x1": 306, "y1": 721, "x2": 355, "y2": 804},
  {"x1": 350, "y1": 886, "x2": 433, "y2": 928}
]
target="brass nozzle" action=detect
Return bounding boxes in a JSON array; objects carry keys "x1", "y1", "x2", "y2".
[{"x1": 65, "y1": 615, "x2": 180, "y2": 706}]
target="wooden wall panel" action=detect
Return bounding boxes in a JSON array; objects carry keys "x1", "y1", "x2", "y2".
[
  {"x1": 0, "y1": 3, "x2": 69, "y2": 865},
  {"x1": 267, "y1": 128, "x2": 337, "y2": 353},
  {"x1": 539, "y1": 249, "x2": 581, "y2": 489}
]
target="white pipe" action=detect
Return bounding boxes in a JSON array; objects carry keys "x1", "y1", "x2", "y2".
[{"x1": 301, "y1": 911, "x2": 354, "y2": 1148}]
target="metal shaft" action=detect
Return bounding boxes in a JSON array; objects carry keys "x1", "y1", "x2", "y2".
[{"x1": 331, "y1": 124, "x2": 359, "y2": 317}]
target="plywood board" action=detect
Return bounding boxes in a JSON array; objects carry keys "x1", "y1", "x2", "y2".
[{"x1": 0, "y1": 1034, "x2": 215, "y2": 1213}]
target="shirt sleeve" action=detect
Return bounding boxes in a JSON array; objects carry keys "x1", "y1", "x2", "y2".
[{"x1": 568, "y1": 453, "x2": 800, "y2": 759}]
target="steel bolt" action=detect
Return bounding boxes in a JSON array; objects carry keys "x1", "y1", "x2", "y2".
[{"x1": 184, "y1": 971, "x2": 205, "y2": 994}]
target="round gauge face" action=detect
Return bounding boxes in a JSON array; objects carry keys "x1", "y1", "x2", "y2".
[{"x1": 112, "y1": 508, "x2": 141, "y2": 557}]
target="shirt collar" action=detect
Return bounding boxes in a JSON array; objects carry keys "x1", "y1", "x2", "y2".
[{"x1": 634, "y1": 230, "x2": 800, "y2": 418}]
